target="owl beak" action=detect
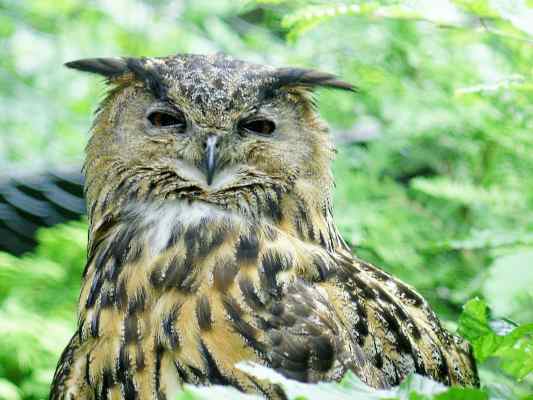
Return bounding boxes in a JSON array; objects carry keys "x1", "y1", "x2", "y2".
[{"x1": 204, "y1": 135, "x2": 218, "y2": 186}]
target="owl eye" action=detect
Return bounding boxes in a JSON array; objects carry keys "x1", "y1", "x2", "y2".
[
  {"x1": 239, "y1": 118, "x2": 276, "y2": 136},
  {"x1": 147, "y1": 111, "x2": 186, "y2": 131}
]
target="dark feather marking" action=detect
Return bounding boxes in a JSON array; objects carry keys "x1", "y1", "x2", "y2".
[
  {"x1": 265, "y1": 190, "x2": 283, "y2": 222},
  {"x1": 239, "y1": 278, "x2": 264, "y2": 309},
  {"x1": 111, "y1": 225, "x2": 143, "y2": 273},
  {"x1": 223, "y1": 296, "x2": 266, "y2": 354},
  {"x1": 179, "y1": 273, "x2": 200, "y2": 293},
  {"x1": 372, "y1": 268, "x2": 391, "y2": 281},
  {"x1": 184, "y1": 222, "x2": 225, "y2": 260},
  {"x1": 260, "y1": 250, "x2": 291, "y2": 298},
  {"x1": 396, "y1": 281, "x2": 424, "y2": 307},
  {"x1": 352, "y1": 275, "x2": 376, "y2": 300},
  {"x1": 88, "y1": 199, "x2": 98, "y2": 225},
  {"x1": 100, "y1": 368, "x2": 114, "y2": 399},
  {"x1": 312, "y1": 255, "x2": 333, "y2": 282},
  {"x1": 149, "y1": 259, "x2": 168, "y2": 289},
  {"x1": 392, "y1": 304, "x2": 409, "y2": 321},
  {"x1": 188, "y1": 365, "x2": 205, "y2": 380},
  {"x1": 410, "y1": 322, "x2": 422, "y2": 340},
  {"x1": 85, "y1": 353, "x2": 92, "y2": 385},
  {"x1": 213, "y1": 259, "x2": 238, "y2": 292},
  {"x1": 267, "y1": 314, "x2": 296, "y2": 329},
  {"x1": 86, "y1": 269, "x2": 104, "y2": 308},
  {"x1": 182, "y1": 224, "x2": 201, "y2": 254},
  {"x1": 436, "y1": 347, "x2": 450, "y2": 383},
  {"x1": 144, "y1": 180, "x2": 159, "y2": 201},
  {"x1": 124, "y1": 314, "x2": 139, "y2": 343},
  {"x1": 99, "y1": 190, "x2": 114, "y2": 214},
  {"x1": 196, "y1": 295, "x2": 213, "y2": 331},
  {"x1": 136, "y1": 344, "x2": 145, "y2": 370},
  {"x1": 162, "y1": 254, "x2": 193, "y2": 292},
  {"x1": 87, "y1": 215, "x2": 115, "y2": 266},
  {"x1": 235, "y1": 231, "x2": 260, "y2": 262},
  {"x1": 374, "y1": 351, "x2": 384, "y2": 369},
  {"x1": 202, "y1": 226, "x2": 226, "y2": 255},
  {"x1": 381, "y1": 308, "x2": 412, "y2": 354},
  {"x1": 174, "y1": 361, "x2": 188, "y2": 382},
  {"x1": 275, "y1": 336, "x2": 310, "y2": 367},
  {"x1": 154, "y1": 345, "x2": 164, "y2": 396},
  {"x1": 90, "y1": 309, "x2": 101, "y2": 337},
  {"x1": 318, "y1": 231, "x2": 328, "y2": 249},
  {"x1": 78, "y1": 319, "x2": 85, "y2": 343},
  {"x1": 100, "y1": 288, "x2": 114, "y2": 308},
  {"x1": 199, "y1": 340, "x2": 233, "y2": 386},
  {"x1": 164, "y1": 223, "x2": 183, "y2": 251},
  {"x1": 114, "y1": 175, "x2": 133, "y2": 199},
  {"x1": 117, "y1": 345, "x2": 130, "y2": 381},
  {"x1": 116, "y1": 279, "x2": 128, "y2": 309},
  {"x1": 381, "y1": 307, "x2": 400, "y2": 331},
  {"x1": 355, "y1": 316, "x2": 369, "y2": 345},
  {"x1": 412, "y1": 348, "x2": 428, "y2": 376},
  {"x1": 374, "y1": 285, "x2": 398, "y2": 305},
  {"x1": 263, "y1": 225, "x2": 278, "y2": 241},
  {"x1": 162, "y1": 304, "x2": 181, "y2": 349},
  {"x1": 249, "y1": 189, "x2": 264, "y2": 217},
  {"x1": 293, "y1": 200, "x2": 312, "y2": 240},
  {"x1": 105, "y1": 259, "x2": 119, "y2": 283},
  {"x1": 128, "y1": 288, "x2": 146, "y2": 315},
  {"x1": 393, "y1": 303, "x2": 422, "y2": 341},
  {"x1": 123, "y1": 376, "x2": 137, "y2": 400},
  {"x1": 311, "y1": 335, "x2": 335, "y2": 372}
]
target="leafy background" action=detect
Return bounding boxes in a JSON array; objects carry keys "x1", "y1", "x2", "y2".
[{"x1": 0, "y1": 0, "x2": 532, "y2": 399}]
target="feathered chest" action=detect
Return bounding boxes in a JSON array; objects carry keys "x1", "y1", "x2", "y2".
[
  {"x1": 53, "y1": 201, "x2": 478, "y2": 400},
  {"x1": 75, "y1": 201, "x2": 340, "y2": 398},
  {"x1": 82, "y1": 201, "x2": 332, "y2": 303}
]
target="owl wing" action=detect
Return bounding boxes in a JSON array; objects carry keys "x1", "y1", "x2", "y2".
[
  {"x1": 323, "y1": 251, "x2": 479, "y2": 388},
  {"x1": 241, "y1": 249, "x2": 478, "y2": 389},
  {"x1": 234, "y1": 276, "x2": 385, "y2": 387}
]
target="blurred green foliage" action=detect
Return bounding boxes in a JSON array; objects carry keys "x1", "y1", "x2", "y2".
[{"x1": 0, "y1": 0, "x2": 532, "y2": 399}]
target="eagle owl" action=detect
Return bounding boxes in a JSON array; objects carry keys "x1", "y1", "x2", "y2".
[{"x1": 51, "y1": 54, "x2": 478, "y2": 399}]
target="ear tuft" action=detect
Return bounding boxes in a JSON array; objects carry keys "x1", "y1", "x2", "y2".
[
  {"x1": 274, "y1": 67, "x2": 356, "y2": 92},
  {"x1": 64, "y1": 58, "x2": 129, "y2": 79}
]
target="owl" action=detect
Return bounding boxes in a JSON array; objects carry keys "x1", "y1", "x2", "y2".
[{"x1": 50, "y1": 54, "x2": 478, "y2": 400}]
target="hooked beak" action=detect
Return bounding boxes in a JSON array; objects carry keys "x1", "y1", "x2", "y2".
[{"x1": 204, "y1": 135, "x2": 218, "y2": 185}]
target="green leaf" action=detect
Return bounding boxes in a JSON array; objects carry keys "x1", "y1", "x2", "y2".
[
  {"x1": 435, "y1": 387, "x2": 488, "y2": 400},
  {"x1": 451, "y1": 0, "x2": 499, "y2": 17},
  {"x1": 458, "y1": 298, "x2": 533, "y2": 379}
]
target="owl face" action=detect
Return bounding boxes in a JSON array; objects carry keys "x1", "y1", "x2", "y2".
[{"x1": 69, "y1": 54, "x2": 353, "y2": 211}]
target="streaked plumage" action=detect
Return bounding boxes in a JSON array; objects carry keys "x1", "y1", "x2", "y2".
[{"x1": 51, "y1": 53, "x2": 478, "y2": 400}]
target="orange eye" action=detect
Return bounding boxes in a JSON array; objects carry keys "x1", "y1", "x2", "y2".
[
  {"x1": 148, "y1": 111, "x2": 186, "y2": 131},
  {"x1": 239, "y1": 119, "x2": 276, "y2": 135}
]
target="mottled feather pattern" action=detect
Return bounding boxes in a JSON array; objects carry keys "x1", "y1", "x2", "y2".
[
  {"x1": 52, "y1": 199, "x2": 477, "y2": 399},
  {"x1": 51, "y1": 53, "x2": 477, "y2": 400}
]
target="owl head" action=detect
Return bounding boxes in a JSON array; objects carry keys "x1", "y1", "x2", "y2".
[{"x1": 67, "y1": 54, "x2": 354, "y2": 220}]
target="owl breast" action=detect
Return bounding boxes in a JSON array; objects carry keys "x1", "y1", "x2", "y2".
[{"x1": 70, "y1": 200, "x2": 344, "y2": 399}]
